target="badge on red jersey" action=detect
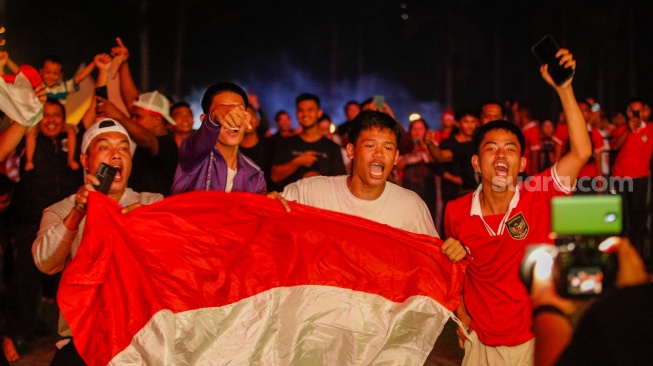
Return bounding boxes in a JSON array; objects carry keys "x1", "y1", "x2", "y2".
[{"x1": 506, "y1": 212, "x2": 529, "y2": 240}]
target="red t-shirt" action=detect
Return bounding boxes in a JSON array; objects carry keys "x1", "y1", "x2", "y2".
[
  {"x1": 522, "y1": 122, "x2": 542, "y2": 175},
  {"x1": 612, "y1": 122, "x2": 653, "y2": 178},
  {"x1": 553, "y1": 124, "x2": 606, "y2": 177},
  {"x1": 444, "y1": 166, "x2": 572, "y2": 347}
]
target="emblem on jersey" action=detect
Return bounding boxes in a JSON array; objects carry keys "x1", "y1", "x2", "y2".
[
  {"x1": 642, "y1": 134, "x2": 648, "y2": 143},
  {"x1": 506, "y1": 212, "x2": 529, "y2": 240}
]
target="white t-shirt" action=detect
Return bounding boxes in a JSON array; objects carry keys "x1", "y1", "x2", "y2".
[
  {"x1": 225, "y1": 168, "x2": 237, "y2": 192},
  {"x1": 282, "y1": 175, "x2": 439, "y2": 237}
]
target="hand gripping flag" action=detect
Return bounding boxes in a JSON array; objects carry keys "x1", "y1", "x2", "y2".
[{"x1": 59, "y1": 191, "x2": 465, "y2": 365}]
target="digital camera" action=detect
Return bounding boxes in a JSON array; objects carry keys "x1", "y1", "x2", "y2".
[{"x1": 521, "y1": 195, "x2": 622, "y2": 298}]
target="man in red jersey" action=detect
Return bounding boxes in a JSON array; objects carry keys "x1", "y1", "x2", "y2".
[
  {"x1": 444, "y1": 49, "x2": 591, "y2": 365},
  {"x1": 611, "y1": 98, "x2": 653, "y2": 265}
]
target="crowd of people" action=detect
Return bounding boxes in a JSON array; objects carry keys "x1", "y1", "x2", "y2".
[{"x1": 0, "y1": 37, "x2": 652, "y2": 365}]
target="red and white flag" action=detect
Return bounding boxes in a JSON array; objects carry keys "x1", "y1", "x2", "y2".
[{"x1": 59, "y1": 191, "x2": 465, "y2": 365}]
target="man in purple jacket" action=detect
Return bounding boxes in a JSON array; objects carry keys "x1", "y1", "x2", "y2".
[{"x1": 171, "y1": 82, "x2": 266, "y2": 194}]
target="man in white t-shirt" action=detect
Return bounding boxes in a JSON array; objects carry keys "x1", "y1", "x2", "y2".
[{"x1": 274, "y1": 110, "x2": 465, "y2": 262}]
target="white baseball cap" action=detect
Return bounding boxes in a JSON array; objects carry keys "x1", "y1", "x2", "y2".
[
  {"x1": 132, "y1": 90, "x2": 176, "y2": 125},
  {"x1": 82, "y1": 119, "x2": 137, "y2": 155}
]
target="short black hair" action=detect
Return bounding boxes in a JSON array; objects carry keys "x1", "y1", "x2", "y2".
[
  {"x1": 42, "y1": 54, "x2": 64, "y2": 67},
  {"x1": 348, "y1": 110, "x2": 402, "y2": 147},
  {"x1": 274, "y1": 110, "x2": 289, "y2": 121},
  {"x1": 170, "y1": 101, "x2": 191, "y2": 116},
  {"x1": 456, "y1": 108, "x2": 477, "y2": 121},
  {"x1": 627, "y1": 97, "x2": 644, "y2": 106},
  {"x1": 518, "y1": 102, "x2": 533, "y2": 119},
  {"x1": 344, "y1": 100, "x2": 360, "y2": 110},
  {"x1": 295, "y1": 93, "x2": 320, "y2": 108},
  {"x1": 409, "y1": 118, "x2": 428, "y2": 132},
  {"x1": 478, "y1": 100, "x2": 506, "y2": 118},
  {"x1": 360, "y1": 97, "x2": 374, "y2": 108},
  {"x1": 200, "y1": 82, "x2": 248, "y2": 114},
  {"x1": 473, "y1": 120, "x2": 526, "y2": 156},
  {"x1": 319, "y1": 113, "x2": 332, "y2": 122},
  {"x1": 44, "y1": 98, "x2": 66, "y2": 120}
]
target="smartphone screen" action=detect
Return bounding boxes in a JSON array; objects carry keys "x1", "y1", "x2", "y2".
[
  {"x1": 531, "y1": 35, "x2": 575, "y2": 86},
  {"x1": 566, "y1": 266, "x2": 603, "y2": 295}
]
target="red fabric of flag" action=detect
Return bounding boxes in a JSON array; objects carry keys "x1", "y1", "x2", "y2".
[{"x1": 58, "y1": 191, "x2": 465, "y2": 365}]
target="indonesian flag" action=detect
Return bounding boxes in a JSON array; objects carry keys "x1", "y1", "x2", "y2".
[
  {"x1": 0, "y1": 65, "x2": 43, "y2": 127},
  {"x1": 59, "y1": 191, "x2": 465, "y2": 365}
]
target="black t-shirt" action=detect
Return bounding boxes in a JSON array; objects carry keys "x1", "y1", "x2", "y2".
[
  {"x1": 555, "y1": 283, "x2": 653, "y2": 366},
  {"x1": 130, "y1": 134, "x2": 178, "y2": 196},
  {"x1": 14, "y1": 131, "x2": 84, "y2": 223},
  {"x1": 440, "y1": 137, "x2": 478, "y2": 198},
  {"x1": 240, "y1": 139, "x2": 274, "y2": 190},
  {"x1": 272, "y1": 135, "x2": 346, "y2": 190}
]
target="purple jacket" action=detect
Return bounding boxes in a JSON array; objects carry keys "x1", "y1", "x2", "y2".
[{"x1": 171, "y1": 117, "x2": 266, "y2": 195}]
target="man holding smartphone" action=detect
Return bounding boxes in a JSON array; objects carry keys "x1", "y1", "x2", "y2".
[
  {"x1": 444, "y1": 48, "x2": 591, "y2": 365},
  {"x1": 31, "y1": 119, "x2": 163, "y2": 365}
]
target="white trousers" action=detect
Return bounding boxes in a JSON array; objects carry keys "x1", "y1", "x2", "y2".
[{"x1": 461, "y1": 330, "x2": 534, "y2": 366}]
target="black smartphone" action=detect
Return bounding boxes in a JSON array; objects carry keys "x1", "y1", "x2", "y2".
[
  {"x1": 94, "y1": 162, "x2": 117, "y2": 194},
  {"x1": 95, "y1": 85, "x2": 108, "y2": 100},
  {"x1": 531, "y1": 34, "x2": 575, "y2": 86}
]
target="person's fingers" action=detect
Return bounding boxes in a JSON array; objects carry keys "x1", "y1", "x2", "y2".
[
  {"x1": 266, "y1": 191, "x2": 291, "y2": 212},
  {"x1": 615, "y1": 237, "x2": 649, "y2": 287},
  {"x1": 122, "y1": 202, "x2": 142, "y2": 214},
  {"x1": 220, "y1": 111, "x2": 240, "y2": 131},
  {"x1": 116, "y1": 37, "x2": 124, "y2": 48},
  {"x1": 84, "y1": 173, "x2": 100, "y2": 187},
  {"x1": 243, "y1": 108, "x2": 252, "y2": 130}
]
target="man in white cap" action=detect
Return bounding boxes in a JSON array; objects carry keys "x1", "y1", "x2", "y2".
[
  {"x1": 96, "y1": 90, "x2": 179, "y2": 196},
  {"x1": 31, "y1": 119, "x2": 163, "y2": 365}
]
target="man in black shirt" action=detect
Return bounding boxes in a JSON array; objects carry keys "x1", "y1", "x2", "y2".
[
  {"x1": 271, "y1": 93, "x2": 346, "y2": 190},
  {"x1": 97, "y1": 91, "x2": 178, "y2": 196}
]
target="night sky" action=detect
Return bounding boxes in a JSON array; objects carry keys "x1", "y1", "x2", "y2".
[{"x1": 3, "y1": 0, "x2": 653, "y2": 128}]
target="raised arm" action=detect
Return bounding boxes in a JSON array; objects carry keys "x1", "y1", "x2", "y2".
[
  {"x1": 177, "y1": 115, "x2": 221, "y2": 170},
  {"x1": 94, "y1": 53, "x2": 112, "y2": 88},
  {"x1": 96, "y1": 96, "x2": 159, "y2": 155},
  {"x1": 72, "y1": 57, "x2": 97, "y2": 85},
  {"x1": 111, "y1": 38, "x2": 139, "y2": 111},
  {"x1": 424, "y1": 130, "x2": 453, "y2": 162},
  {"x1": 0, "y1": 51, "x2": 20, "y2": 74},
  {"x1": 0, "y1": 122, "x2": 27, "y2": 161},
  {"x1": 544, "y1": 49, "x2": 591, "y2": 187}
]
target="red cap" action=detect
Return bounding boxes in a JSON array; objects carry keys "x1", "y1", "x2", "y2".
[{"x1": 442, "y1": 108, "x2": 455, "y2": 119}]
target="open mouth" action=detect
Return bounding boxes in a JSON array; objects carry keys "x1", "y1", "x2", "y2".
[
  {"x1": 494, "y1": 162, "x2": 508, "y2": 176},
  {"x1": 369, "y1": 162, "x2": 385, "y2": 178},
  {"x1": 112, "y1": 165, "x2": 123, "y2": 180}
]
